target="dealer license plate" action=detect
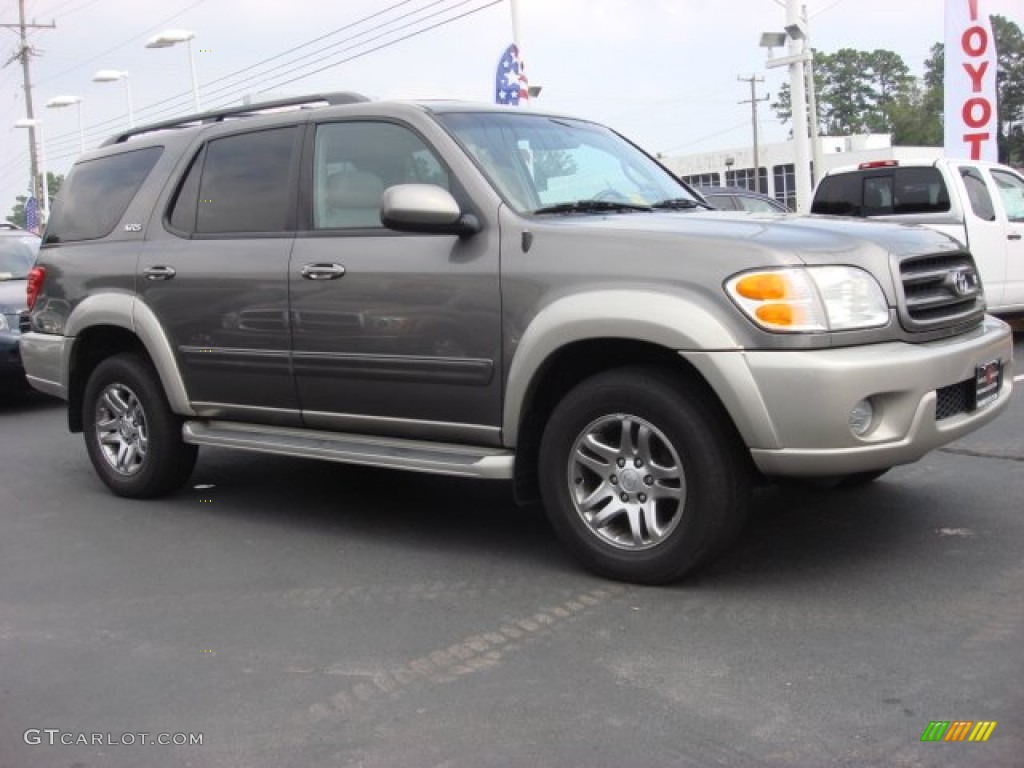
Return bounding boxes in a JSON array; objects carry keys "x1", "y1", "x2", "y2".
[{"x1": 973, "y1": 359, "x2": 1002, "y2": 410}]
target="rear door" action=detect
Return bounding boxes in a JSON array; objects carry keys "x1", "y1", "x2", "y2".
[{"x1": 140, "y1": 126, "x2": 302, "y2": 423}]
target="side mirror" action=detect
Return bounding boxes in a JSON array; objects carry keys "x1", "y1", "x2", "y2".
[{"x1": 381, "y1": 184, "x2": 480, "y2": 236}]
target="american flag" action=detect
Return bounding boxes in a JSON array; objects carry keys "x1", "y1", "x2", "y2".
[
  {"x1": 495, "y1": 43, "x2": 529, "y2": 106},
  {"x1": 25, "y1": 196, "x2": 39, "y2": 233}
]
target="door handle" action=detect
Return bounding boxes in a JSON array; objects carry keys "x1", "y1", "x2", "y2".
[
  {"x1": 301, "y1": 263, "x2": 346, "y2": 280},
  {"x1": 143, "y1": 265, "x2": 176, "y2": 280},
  {"x1": 1008, "y1": 233, "x2": 1022, "y2": 241}
]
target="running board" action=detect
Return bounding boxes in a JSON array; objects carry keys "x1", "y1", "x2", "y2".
[{"x1": 182, "y1": 420, "x2": 515, "y2": 480}]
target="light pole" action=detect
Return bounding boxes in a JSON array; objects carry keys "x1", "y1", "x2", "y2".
[
  {"x1": 145, "y1": 29, "x2": 200, "y2": 112},
  {"x1": 93, "y1": 70, "x2": 134, "y2": 128},
  {"x1": 800, "y1": 4, "x2": 823, "y2": 188},
  {"x1": 14, "y1": 118, "x2": 49, "y2": 221},
  {"x1": 761, "y1": 0, "x2": 815, "y2": 211},
  {"x1": 46, "y1": 95, "x2": 84, "y2": 154}
]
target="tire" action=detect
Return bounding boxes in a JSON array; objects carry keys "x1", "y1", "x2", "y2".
[
  {"x1": 538, "y1": 367, "x2": 751, "y2": 585},
  {"x1": 82, "y1": 353, "x2": 197, "y2": 498}
]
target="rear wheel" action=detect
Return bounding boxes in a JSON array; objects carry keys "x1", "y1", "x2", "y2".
[
  {"x1": 83, "y1": 353, "x2": 197, "y2": 498},
  {"x1": 538, "y1": 367, "x2": 751, "y2": 584}
]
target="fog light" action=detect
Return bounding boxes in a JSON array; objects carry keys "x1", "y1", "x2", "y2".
[{"x1": 849, "y1": 399, "x2": 874, "y2": 436}]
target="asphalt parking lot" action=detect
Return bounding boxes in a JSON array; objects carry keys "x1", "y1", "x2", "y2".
[{"x1": 1, "y1": 332, "x2": 1022, "y2": 768}]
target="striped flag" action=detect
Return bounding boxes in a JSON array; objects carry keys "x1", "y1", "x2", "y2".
[
  {"x1": 25, "y1": 196, "x2": 39, "y2": 233},
  {"x1": 495, "y1": 43, "x2": 529, "y2": 106}
]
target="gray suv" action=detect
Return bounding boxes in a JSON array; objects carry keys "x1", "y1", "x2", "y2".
[{"x1": 21, "y1": 93, "x2": 1014, "y2": 584}]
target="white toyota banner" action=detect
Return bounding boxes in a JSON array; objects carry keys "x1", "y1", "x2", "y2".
[{"x1": 944, "y1": 0, "x2": 999, "y2": 161}]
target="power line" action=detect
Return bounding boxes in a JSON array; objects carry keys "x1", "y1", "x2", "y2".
[
  {"x1": 34, "y1": 0, "x2": 208, "y2": 88},
  {"x1": 40, "y1": 0, "x2": 504, "y2": 160},
  {"x1": 1, "y1": 0, "x2": 56, "y2": 215},
  {"x1": 219, "y1": 0, "x2": 501, "y2": 102},
  {"x1": 38, "y1": 0, "x2": 463, "y2": 154}
]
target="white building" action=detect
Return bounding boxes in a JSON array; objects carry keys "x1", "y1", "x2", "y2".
[{"x1": 661, "y1": 135, "x2": 946, "y2": 211}]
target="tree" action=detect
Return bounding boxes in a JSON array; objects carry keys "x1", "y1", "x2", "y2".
[
  {"x1": 773, "y1": 48, "x2": 913, "y2": 135},
  {"x1": 990, "y1": 14, "x2": 1024, "y2": 164},
  {"x1": 770, "y1": 15, "x2": 1023, "y2": 162},
  {"x1": 6, "y1": 173, "x2": 63, "y2": 229}
]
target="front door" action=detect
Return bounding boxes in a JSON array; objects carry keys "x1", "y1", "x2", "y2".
[{"x1": 288, "y1": 120, "x2": 501, "y2": 444}]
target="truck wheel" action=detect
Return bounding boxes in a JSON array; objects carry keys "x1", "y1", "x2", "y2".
[
  {"x1": 539, "y1": 367, "x2": 751, "y2": 584},
  {"x1": 82, "y1": 353, "x2": 197, "y2": 498}
]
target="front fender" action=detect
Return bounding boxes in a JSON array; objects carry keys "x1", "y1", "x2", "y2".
[{"x1": 502, "y1": 290, "x2": 751, "y2": 444}]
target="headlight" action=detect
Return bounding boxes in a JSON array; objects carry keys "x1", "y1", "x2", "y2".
[
  {"x1": 0, "y1": 313, "x2": 9, "y2": 332},
  {"x1": 726, "y1": 267, "x2": 889, "y2": 333}
]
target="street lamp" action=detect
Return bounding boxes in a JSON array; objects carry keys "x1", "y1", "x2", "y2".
[
  {"x1": 14, "y1": 118, "x2": 49, "y2": 221},
  {"x1": 145, "y1": 29, "x2": 200, "y2": 112},
  {"x1": 46, "y1": 95, "x2": 84, "y2": 154},
  {"x1": 761, "y1": 0, "x2": 817, "y2": 212},
  {"x1": 93, "y1": 70, "x2": 134, "y2": 128}
]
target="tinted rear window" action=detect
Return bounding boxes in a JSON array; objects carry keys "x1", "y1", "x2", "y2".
[
  {"x1": 45, "y1": 147, "x2": 163, "y2": 243},
  {"x1": 813, "y1": 167, "x2": 950, "y2": 216}
]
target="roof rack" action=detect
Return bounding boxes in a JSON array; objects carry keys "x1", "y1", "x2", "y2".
[{"x1": 101, "y1": 91, "x2": 371, "y2": 146}]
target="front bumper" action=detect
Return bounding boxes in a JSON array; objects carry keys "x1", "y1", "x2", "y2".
[{"x1": 692, "y1": 316, "x2": 1014, "y2": 477}]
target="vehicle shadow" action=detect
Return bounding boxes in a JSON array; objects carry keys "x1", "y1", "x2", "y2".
[
  {"x1": 179, "y1": 447, "x2": 571, "y2": 575},
  {"x1": 174, "y1": 448, "x2": 951, "y2": 587},
  {"x1": 0, "y1": 387, "x2": 63, "y2": 413}
]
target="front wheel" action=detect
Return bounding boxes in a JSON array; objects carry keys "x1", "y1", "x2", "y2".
[
  {"x1": 82, "y1": 353, "x2": 197, "y2": 498},
  {"x1": 538, "y1": 367, "x2": 751, "y2": 584}
]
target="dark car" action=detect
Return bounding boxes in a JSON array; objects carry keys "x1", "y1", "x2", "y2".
[
  {"x1": 0, "y1": 224, "x2": 41, "y2": 390},
  {"x1": 695, "y1": 185, "x2": 790, "y2": 213}
]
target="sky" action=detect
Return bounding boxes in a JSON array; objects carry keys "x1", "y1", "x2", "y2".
[{"x1": 1, "y1": 0, "x2": 1021, "y2": 216}]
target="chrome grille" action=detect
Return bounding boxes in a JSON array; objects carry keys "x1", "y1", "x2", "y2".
[{"x1": 898, "y1": 252, "x2": 985, "y2": 332}]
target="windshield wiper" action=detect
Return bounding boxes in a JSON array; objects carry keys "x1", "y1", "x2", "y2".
[
  {"x1": 651, "y1": 198, "x2": 706, "y2": 210},
  {"x1": 533, "y1": 199, "x2": 653, "y2": 215}
]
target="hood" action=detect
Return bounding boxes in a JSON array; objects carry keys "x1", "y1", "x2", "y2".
[{"x1": 530, "y1": 209, "x2": 963, "y2": 265}]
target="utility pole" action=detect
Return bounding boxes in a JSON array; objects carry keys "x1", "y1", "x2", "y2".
[
  {"x1": 1, "y1": 1, "x2": 56, "y2": 212},
  {"x1": 738, "y1": 75, "x2": 769, "y2": 193},
  {"x1": 802, "y1": 4, "x2": 823, "y2": 189},
  {"x1": 785, "y1": 0, "x2": 810, "y2": 211}
]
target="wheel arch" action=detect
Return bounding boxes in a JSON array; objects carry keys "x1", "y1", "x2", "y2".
[
  {"x1": 509, "y1": 337, "x2": 753, "y2": 504},
  {"x1": 65, "y1": 294, "x2": 193, "y2": 432}
]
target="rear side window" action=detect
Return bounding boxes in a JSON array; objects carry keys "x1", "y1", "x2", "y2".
[
  {"x1": 169, "y1": 127, "x2": 299, "y2": 235},
  {"x1": 811, "y1": 173, "x2": 862, "y2": 215},
  {"x1": 813, "y1": 167, "x2": 951, "y2": 216},
  {"x1": 45, "y1": 147, "x2": 163, "y2": 243}
]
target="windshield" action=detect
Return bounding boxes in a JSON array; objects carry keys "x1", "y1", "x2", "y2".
[
  {"x1": 437, "y1": 112, "x2": 700, "y2": 215},
  {"x1": 0, "y1": 235, "x2": 39, "y2": 280}
]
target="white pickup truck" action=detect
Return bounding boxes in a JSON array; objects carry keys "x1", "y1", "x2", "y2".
[{"x1": 811, "y1": 159, "x2": 1024, "y2": 317}]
